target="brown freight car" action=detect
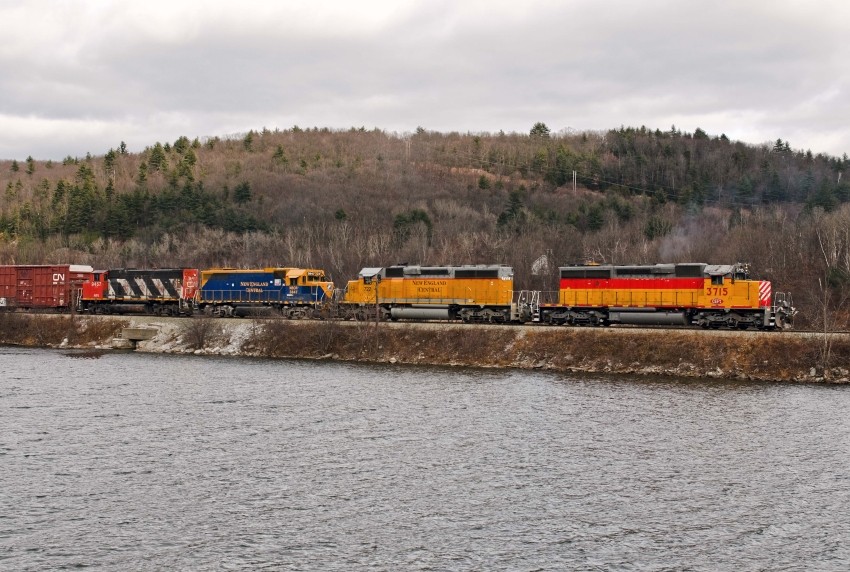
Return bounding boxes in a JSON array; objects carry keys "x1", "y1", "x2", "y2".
[{"x1": 0, "y1": 265, "x2": 94, "y2": 310}]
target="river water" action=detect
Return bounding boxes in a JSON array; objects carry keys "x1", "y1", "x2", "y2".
[{"x1": 1, "y1": 347, "x2": 848, "y2": 571}]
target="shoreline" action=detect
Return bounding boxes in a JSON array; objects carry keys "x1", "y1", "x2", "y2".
[{"x1": 1, "y1": 313, "x2": 848, "y2": 383}]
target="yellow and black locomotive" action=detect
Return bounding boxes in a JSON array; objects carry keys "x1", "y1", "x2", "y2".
[{"x1": 341, "y1": 264, "x2": 527, "y2": 323}]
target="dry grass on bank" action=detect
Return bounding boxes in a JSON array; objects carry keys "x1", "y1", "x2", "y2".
[
  {"x1": 514, "y1": 329, "x2": 850, "y2": 380},
  {"x1": 248, "y1": 319, "x2": 377, "y2": 358},
  {"x1": 179, "y1": 317, "x2": 230, "y2": 350},
  {"x1": 247, "y1": 320, "x2": 517, "y2": 365},
  {"x1": 245, "y1": 321, "x2": 850, "y2": 381},
  {"x1": 4, "y1": 313, "x2": 849, "y2": 382},
  {"x1": 0, "y1": 314, "x2": 127, "y2": 347}
]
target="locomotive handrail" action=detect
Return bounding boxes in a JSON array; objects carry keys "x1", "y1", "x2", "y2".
[{"x1": 197, "y1": 288, "x2": 327, "y2": 305}]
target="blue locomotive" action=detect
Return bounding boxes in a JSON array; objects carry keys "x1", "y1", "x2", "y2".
[{"x1": 197, "y1": 267, "x2": 333, "y2": 317}]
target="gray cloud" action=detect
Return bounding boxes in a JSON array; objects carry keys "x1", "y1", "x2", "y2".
[{"x1": 1, "y1": 0, "x2": 848, "y2": 160}]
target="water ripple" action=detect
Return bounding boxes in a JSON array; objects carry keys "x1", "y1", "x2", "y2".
[{"x1": 1, "y1": 347, "x2": 849, "y2": 570}]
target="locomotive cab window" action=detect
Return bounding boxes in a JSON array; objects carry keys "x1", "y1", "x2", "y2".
[
  {"x1": 711, "y1": 275, "x2": 724, "y2": 286},
  {"x1": 290, "y1": 278, "x2": 298, "y2": 286}
]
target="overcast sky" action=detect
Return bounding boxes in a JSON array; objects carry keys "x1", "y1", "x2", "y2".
[{"x1": 1, "y1": 0, "x2": 848, "y2": 161}]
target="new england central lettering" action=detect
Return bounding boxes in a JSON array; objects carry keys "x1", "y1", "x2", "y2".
[
  {"x1": 412, "y1": 279, "x2": 447, "y2": 293},
  {"x1": 240, "y1": 280, "x2": 270, "y2": 293}
]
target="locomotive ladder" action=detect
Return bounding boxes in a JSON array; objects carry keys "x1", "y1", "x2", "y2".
[{"x1": 515, "y1": 290, "x2": 541, "y2": 322}]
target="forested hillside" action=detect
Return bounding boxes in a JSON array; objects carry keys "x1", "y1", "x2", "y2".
[{"x1": 1, "y1": 123, "x2": 849, "y2": 330}]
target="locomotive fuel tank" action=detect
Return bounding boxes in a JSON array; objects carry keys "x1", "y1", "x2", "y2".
[{"x1": 390, "y1": 306, "x2": 453, "y2": 320}]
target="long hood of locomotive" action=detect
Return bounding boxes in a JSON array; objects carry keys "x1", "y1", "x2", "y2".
[
  {"x1": 344, "y1": 276, "x2": 514, "y2": 305},
  {"x1": 558, "y1": 276, "x2": 772, "y2": 309},
  {"x1": 107, "y1": 276, "x2": 182, "y2": 300}
]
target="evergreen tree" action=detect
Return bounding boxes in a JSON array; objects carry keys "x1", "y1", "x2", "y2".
[
  {"x1": 806, "y1": 181, "x2": 838, "y2": 211},
  {"x1": 497, "y1": 190, "x2": 527, "y2": 231},
  {"x1": 586, "y1": 203, "x2": 604, "y2": 231},
  {"x1": 546, "y1": 145, "x2": 573, "y2": 186},
  {"x1": 173, "y1": 135, "x2": 190, "y2": 154},
  {"x1": 35, "y1": 178, "x2": 50, "y2": 202},
  {"x1": 51, "y1": 180, "x2": 67, "y2": 208},
  {"x1": 764, "y1": 168, "x2": 785, "y2": 202},
  {"x1": 393, "y1": 209, "x2": 433, "y2": 244},
  {"x1": 530, "y1": 122, "x2": 550, "y2": 138},
  {"x1": 736, "y1": 176, "x2": 754, "y2": 201},
  {"x1": 233, "y1": 181, "x2": 252, "y2": 204},
  {"x1": 273, "y1": 145, "x2": 288, "y2": 165},
  {"x1": 148, "y1": 143, "x2": 167, "y2": 171},
  {"x1": 104, "y1": 149, "x2": 117, "y2": 175},
  {"x1": 644, "y1": 216, "x2": 672, "y2": 239}
]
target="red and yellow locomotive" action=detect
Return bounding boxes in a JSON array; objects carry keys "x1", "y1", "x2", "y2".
[{"x1": 540, "y1": 262, "x2": 793, "y2": 329}]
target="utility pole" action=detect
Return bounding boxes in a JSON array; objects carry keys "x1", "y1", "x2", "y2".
[
  {"x1": 374, "y1": 275, "x2": 381, "y2": 331},
  {"x1": 373, "y1": 274, "x2": 381, "y2": 354}
]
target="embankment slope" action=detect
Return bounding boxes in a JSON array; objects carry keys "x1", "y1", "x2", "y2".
[{"x1": 1, "y1": 314, "x2": 846, "y2": 382}]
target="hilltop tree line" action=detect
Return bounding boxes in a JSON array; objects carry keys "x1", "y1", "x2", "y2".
[{"x1": 1, "y1": 124, "x2": 850, "y2": 331}]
